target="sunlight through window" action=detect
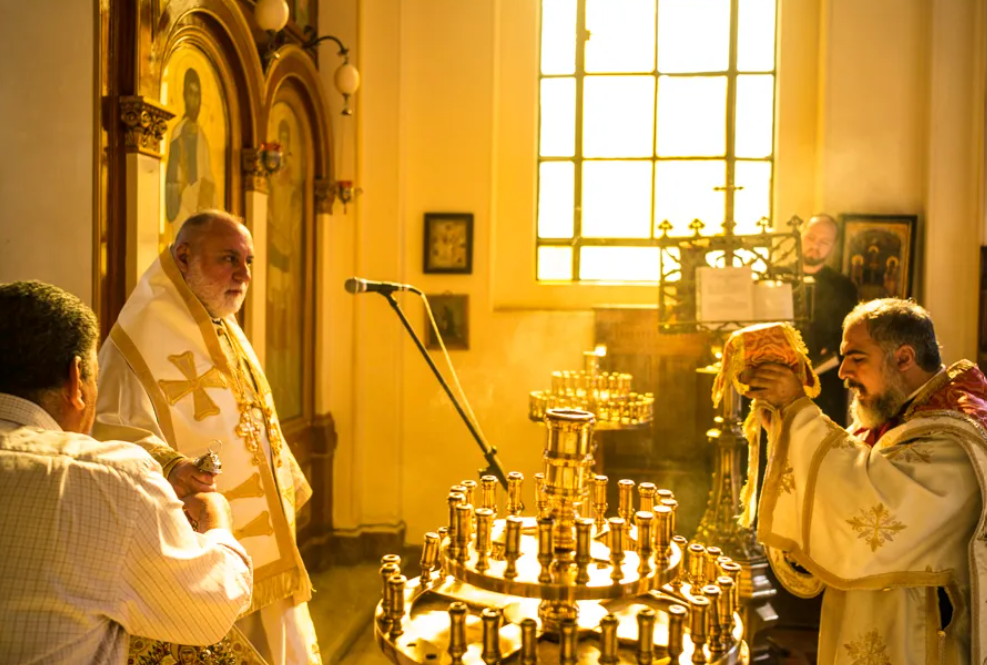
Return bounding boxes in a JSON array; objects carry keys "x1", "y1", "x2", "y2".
[{"x1": 537, "y1": 0, "x2": 777, "y2": 283}]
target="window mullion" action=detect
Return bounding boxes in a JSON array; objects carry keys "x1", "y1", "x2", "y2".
[
  {"x1": 724, "y1": 0, "x2": 740, "y2": 246},
  {"x1": 573, "y1": 0, "x2": 586, "y2": 281}
]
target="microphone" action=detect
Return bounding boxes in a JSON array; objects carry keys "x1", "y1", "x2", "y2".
[{"x1": 345, "y1": 277, "x2": 419, "y2": 295}]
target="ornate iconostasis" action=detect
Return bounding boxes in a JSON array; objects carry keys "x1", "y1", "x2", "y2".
[{"x1": 97, "y1": 0, "x2": 336, "y2": 564}]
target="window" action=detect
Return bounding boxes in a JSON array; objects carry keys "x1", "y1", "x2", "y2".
[{"x1": 536, "y1": 0, "x2": 777, "y2": 283}]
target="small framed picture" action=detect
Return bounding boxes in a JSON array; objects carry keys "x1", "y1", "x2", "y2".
[
  {"x1": 423, "y1": 213, "x2": 473, "y2": 274},
  {"x1": 425, "y1": 294, "x2": 469, "y2": 350},
  {"x1": 839, "y1": 214, "x2": 917, "y2": 300}
]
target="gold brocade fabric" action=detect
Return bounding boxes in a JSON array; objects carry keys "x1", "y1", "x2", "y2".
[{"x1": 713, "y1": 322, "x2": 821, "y2": 527}]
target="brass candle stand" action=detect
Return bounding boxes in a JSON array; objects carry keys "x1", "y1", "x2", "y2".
[{"x1": 375, "y1": 408, "x2": 749, "y2": 665}]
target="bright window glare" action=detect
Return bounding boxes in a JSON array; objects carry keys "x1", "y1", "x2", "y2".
[
  {"x1": 738, "y1": 0, "x2": 777, "y2": 72},
  {"x1": 540, "y1": 78, "x2": 576, "y2": 157},
  {"x1": 581, "y1": 247, "x2": 661, "y2": 281},
  {"x1": 734, "y1": 161, "x2": 772, "y2": 233},
  {"x1": 582, "y1": 161, "x2": 653, "y2": 238},
  {"x1": 584, "y1": 76, "x2": 655, "y2": 158},
  {"x1": 538, "y1": 246, "x2": 574, "y2": 280},
  {"x1": 538, "y1": 162, "x2": 575, "y2": 238},
  {"x1": 585, "y1": 0, "x2": 656, "y2": 73},
  {"x1": 654, "y1": 160, "x2": 725, "y2": 234},
  {"x1": 541, "y1": 0, "x2": 577, "y2": 75},
  {"x1": 735, "y1": 75, "x2": 774, "y2": 158},
  {"x1": 656, "y1": 76, "x2": 727, "y2": 157},
  {"x1": 657, "y1": 0, "x2": 730, "y2": 73}
]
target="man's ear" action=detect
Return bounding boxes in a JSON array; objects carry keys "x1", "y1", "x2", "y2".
[
  {"x1": 895, "y1": 344, "x2": 916, "y2": 372},
  {"x1": 173, "y1": 243, "x2": 191, "y2": 273},
  {"x1": 66, "y1": 356, "x2": 86, "y2": 411}
]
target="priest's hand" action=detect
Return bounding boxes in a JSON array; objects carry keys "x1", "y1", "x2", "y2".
[
  {"x1": 740, "y1": 363, "x2": 803, "y2": 410},
  {"x1": 168, "y1": 459, "x2": 218, "y2": 498},
  {"x1": 182, "y1": 492, "x2": 234, "y2": 533}
]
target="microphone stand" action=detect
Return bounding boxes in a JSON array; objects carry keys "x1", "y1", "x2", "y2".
[{"x1": 382, "y1": 292, "x2": 509, "y2": 488}]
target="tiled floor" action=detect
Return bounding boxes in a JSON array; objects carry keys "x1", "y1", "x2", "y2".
[{"x1": 309, "y1": 562, "x2": 388, "y2": 665}]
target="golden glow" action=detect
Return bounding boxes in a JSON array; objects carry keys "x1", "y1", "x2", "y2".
[
  {"x1": 540, "y1": 78, "x2": 576, "y2": 157},
  {"x1": 585, "y1": 0, "x2": 656, "y2": 73},
  {"x1": 583, "y1": 76, "x2": 655, "y2": 158},
  {"x1": 656, "y1": 76, "x2": 727, "y2": 157},
  {"x1": 541, "y1": 0, "x2": 577, "y2": 75},
  {"x1": 734, "y1": 161, "x2": 772, "y2": 233},
  {"x1": 581, "y1": 247, "x2": 661, "y2": 281},
  {"x1": 538, "y1": 162, "x2": 575, "y2": 238},
  {"x1": 735, "y1": 75, "x2": 774, "y2": 158},
  {"x1": 538, "y1": 246, "x2": 574, "y2": 280},
  {"x1": 657, "y1": 0, "x2": 730, "y2": 73},
  {"x1": 738, "y1": 0, "x2": 777, "y2": 72},
  {"x1": 582, "y1": 161, "x2": 652, "y2": 238},
  {"x1": 654, "y1": 161, "x2": 725, "y2": 234}
]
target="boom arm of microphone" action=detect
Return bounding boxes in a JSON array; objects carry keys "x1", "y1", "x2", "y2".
[{"x1": 345, "y1": 279, "x2": 509, "y2": 488}]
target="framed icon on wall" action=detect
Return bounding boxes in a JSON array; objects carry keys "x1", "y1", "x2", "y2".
[
  {"x1": 423, "y1": 212, "x2": 474, "y2": 274},
  {"x1": 839, "y1": 214, "x2": 917, "y2": 300}
]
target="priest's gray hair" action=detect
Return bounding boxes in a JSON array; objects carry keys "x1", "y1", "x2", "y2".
[
  {"x1": 843, "y1": 298, "x2": 942, "y2": 372},
  {"x1": 0, "y1": 281, "x2": 99, "y2": 402},
  {"x1": 173, "y1": 209, "x2": 246, "y2": 252}
]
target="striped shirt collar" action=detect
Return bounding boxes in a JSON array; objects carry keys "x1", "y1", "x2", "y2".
[{"x1": 0, "y1": 393, "x2": 62, "y2": 432}]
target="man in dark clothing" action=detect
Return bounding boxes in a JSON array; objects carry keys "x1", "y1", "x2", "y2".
[{"x1": 801, "y1": 214, "x2": 858, "y2": 426}]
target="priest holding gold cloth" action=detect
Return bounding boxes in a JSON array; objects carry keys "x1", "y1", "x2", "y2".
[
  {"x1": 740, "y1": 299, "x2": 987, "y2": 665},
  {"x1": 93, "y1": 210, "x2": 321, "y2": 664}
]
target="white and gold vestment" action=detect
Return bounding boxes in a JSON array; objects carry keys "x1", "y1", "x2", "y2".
[
  {"x1": 760, "y1": 362, "x2": 987, "y2": 665},
  {"x1": 93, "y1": 248, "x2": 320, "y2": 665}
]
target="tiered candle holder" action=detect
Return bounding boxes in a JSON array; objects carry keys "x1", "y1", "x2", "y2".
[
  {"x1": 375, "y1": 409, "x2": 747, "y2": 665},
  {"x1": 528, "y1": 348, "x2": 653, "y2": 430}
]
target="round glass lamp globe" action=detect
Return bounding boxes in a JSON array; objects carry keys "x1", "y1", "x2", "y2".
[
  {"x1": 256, "y1": 0, "x2": 290, "y2": 32},
  {"x1": 334, "y1": 63, "x2": 361, "y2": 95}
]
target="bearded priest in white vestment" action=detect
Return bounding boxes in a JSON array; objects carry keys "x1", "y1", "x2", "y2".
[
  {"x1": 92, "y1": 210, "x2": 322, "y2": 665},
  {"x1": 742, "y1": 298, "x2": 987, "y2": 665}
]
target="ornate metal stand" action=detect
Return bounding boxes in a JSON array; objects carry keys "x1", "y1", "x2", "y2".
[{"x1": 375, "y1": 409, "x2": 749, "y2": 665}]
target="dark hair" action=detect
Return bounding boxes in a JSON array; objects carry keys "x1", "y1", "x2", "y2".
[
  {"x1": 844, "y1": 298, "x2": 942, "y2": 372},
  {"x1": 0, "y1": 281, "x2": 99, "y2": 401}
]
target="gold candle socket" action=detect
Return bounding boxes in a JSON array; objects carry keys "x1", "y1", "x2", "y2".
[
  {"x1": 534, "y1": 473, "x2": 548, "y2": 518},
  {"x1": 507, "y1": 471, "x2": 524, "y2": 516},
  {"x1": 537, "y1": 516, "x2": 555, "y2": 583},
  {"x1": 636, "y1": 608, "x2": 656, "y2": 665},
  {"x1": 704, "y1": 547, "x2": 722, "y2": 585},
  {"x1": 543, "y1": 409, "x2": 595, "y2": 551},
  {"x1": 504, "y1": 515, "x2": 523, "y2": 580},
  {"x1": 421, "y1": 532, "x2": 440, "y2": 585},
  {"x1": 520, "y1": 618, "x2": 538, "y2": 665},
  {"x1": 667, "y1": 604, "x2": 687, "y2": 662},
  {"x1": 702, "y1": 585, "x2": 724, "y2": 653},
  {"x1": 448, "y1": 602, "x2": 468, "y2": 665},
  {"x1": 638, "y1": 482, "x2": 657, "y2": 520},
  {"x1": 636, "y1": 511, "x2": 654, "y2": 576},
  {"x1": 461, "y1": 480, "x2": 477, "y2": 509},
  {"x1": 689, "y1": 596, "x2": 710, "y2": 663},
  {"x1": 475, "y1": 508, "x2": 494, "y2": 572},
  {"x1": 593, "y1": 475, "x2": 609, "y2": 532},
  {"x1": 671, "y1": 536, "x2": 689, "y2": 586},
  {"x1": 388, "y1": 574, "x2": 408, "y2": 637},
  {"x1": 481, "y1": 475, "x2": 498, "y2": 514},
  {"x1": 378, "y1": 562, "x2": 400, "y2": 630},
  {"x1": 575, "y1": 517, "x2": 593, "y2": 584},
  {"x1": 455, "y1": 503, "x2": 473, "y2": 564},
  {"x1": 599, "y1": 614, "x2": 619, "y2": 665},
  {"x1": 559, "y1": 618, "x2": 577, "y2": 665},
  {"x1": 687, "y1": 543, "x2": 707, "y2": 588},
  {"x1": 608, "y1": 517, "x2": 626, "y2": 581},
  {"x1": 618, "y1": 479, "x2": 635, "y2": 522},
  {"x1": 447, "y1": 492, "x2": 465, "y2": 558},
  {"x1": 718, "y1": 562, "x2": 742, "y2": 609},
  {"x1": 716, "y1": 576, "x2": 736, "y2": 644},
  {"x1": 654, "y1": 505, "x2": 672, "y2": 563},
  {"x1": 481, "y1": 607, "x2": 503, "y2": 665},
  {"x1": 660, "y1": 498, "x2": 678, "y2": 537}
]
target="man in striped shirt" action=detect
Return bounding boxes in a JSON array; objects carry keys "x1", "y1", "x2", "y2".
[{"x1": 0, "y1": 281, "x2": 253, "y2": 665}]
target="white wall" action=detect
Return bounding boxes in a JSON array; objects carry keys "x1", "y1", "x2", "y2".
[{"x1": 0, "y1": 0, "x2": 94, "y2": 304}]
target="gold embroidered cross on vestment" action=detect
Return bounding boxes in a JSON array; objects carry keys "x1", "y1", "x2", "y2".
[
  {"x1": 158, "y1": 351, "x2": 227, "y2": 420},
  {"x1": 846, "y1": 503, "x2": 907, "y2": 552}
]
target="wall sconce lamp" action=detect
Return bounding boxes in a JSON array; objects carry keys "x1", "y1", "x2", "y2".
[
  {"x1": 255, "y1": 0, "x2": 361, "y2": 116},
  {"x1": 259, "y1": 142, "x2": 283, "y2": 175}
]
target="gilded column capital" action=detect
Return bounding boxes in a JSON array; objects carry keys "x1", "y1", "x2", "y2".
[
  {"x1": 241, "y1": 148, "x2": 269, "y2": 194},
  {"x1": 314, "y1": 178, "x2": 334, "y2": 215},
  {"x1": 119, "y1": 96, "x2": 174, "y2": 157}
]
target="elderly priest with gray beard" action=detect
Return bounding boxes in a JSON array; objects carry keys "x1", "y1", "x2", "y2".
[
  {"x1": 742, "y1": 298, "x2": 987, "y2": 665},
  {"x1": 93, "y1": 210, "x2": 321, "y2": 665}
]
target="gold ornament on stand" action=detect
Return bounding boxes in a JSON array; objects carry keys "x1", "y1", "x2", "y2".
[{"x1": 375, "y1": 408, "x2": 749, "y2": 665}]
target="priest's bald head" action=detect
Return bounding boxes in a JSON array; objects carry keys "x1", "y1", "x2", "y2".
[{"x1": 172, "y1": 210, "x2": 254, "y2": 319}]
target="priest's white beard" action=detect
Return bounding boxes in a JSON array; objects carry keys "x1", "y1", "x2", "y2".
[
  {"x1": 185, "y1": 257, "x2": 247, "y2": 319},
  {"x1": 846, "y1": 357, "x2": 910, "y2": 430}
]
